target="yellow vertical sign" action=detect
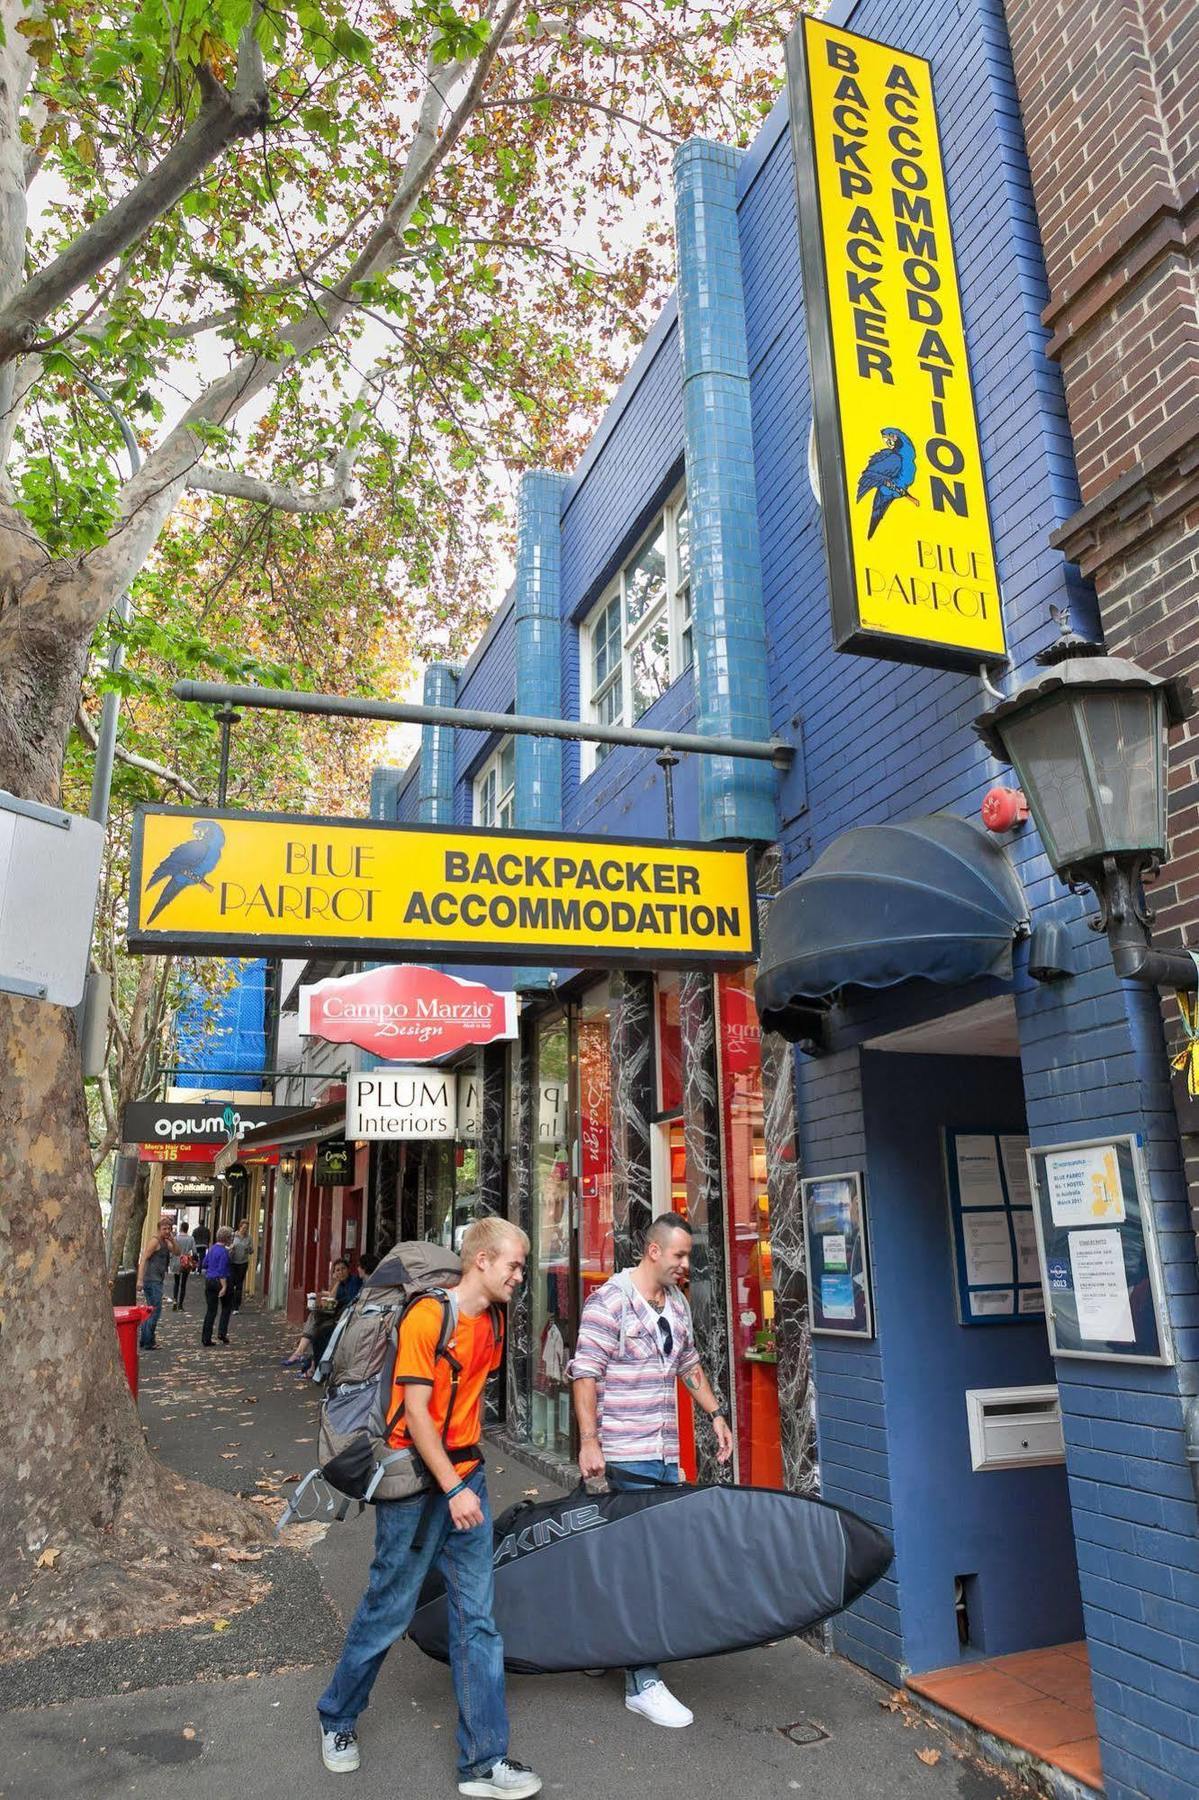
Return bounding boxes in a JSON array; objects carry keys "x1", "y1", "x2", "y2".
[{"x1": 787, "y1": 17, "x2": 1007, "y2": 667}]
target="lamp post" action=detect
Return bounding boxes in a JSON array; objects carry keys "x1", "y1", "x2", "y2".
[{"x1": 974, "y1": 621, "x2": 1195, "y2": 989}]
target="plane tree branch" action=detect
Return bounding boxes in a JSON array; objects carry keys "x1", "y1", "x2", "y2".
[{"x1": 0, "y1": 34, "x2": 269, "y2": 366}]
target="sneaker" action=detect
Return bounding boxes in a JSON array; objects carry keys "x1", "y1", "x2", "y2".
[
  {"x1": 320, "y1": 1727, "x2": 360, "y2": 1773},
  {"x1": 625, "y1": 1679, "x2": 693, "y2": 1728},
  {"x1": 458, "y1": 1758, "x2": 542, "y2": 1797}
]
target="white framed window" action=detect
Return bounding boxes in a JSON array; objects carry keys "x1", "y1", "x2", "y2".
[
  {"x1": 474, "y1": 735, "x2": 515, "y2": 829},
  {"x1": 582, "y1": 490, "x2": 692, "y2": 774}
]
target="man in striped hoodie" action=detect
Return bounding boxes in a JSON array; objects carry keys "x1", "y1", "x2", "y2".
[{"x1": 568, "y1": 1213, "x2": 733, "y2": 1728}]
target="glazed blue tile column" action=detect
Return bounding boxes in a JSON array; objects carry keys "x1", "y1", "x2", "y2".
[
  {"x1": 514, "y1": 469, "x2": 567, "y2": 991},
  {"x1": 418, "y1": 662, "x2": 457, "y2": 824},
  {"x1": 673, "y1": 137, "x2": 776, "y2": 844}
]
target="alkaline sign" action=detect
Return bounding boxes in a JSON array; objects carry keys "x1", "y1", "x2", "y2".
[
  {"x1": 127, "y1": 807, "x2": 757, "y2": 969},
  {"x1": 787, "y1": 16, "x2": 1006, "y2": 668}
]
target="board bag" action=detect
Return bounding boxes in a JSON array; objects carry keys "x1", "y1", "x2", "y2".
[{"x1": 277, "y1": 1242, "x2": 499, "y2": 1529}]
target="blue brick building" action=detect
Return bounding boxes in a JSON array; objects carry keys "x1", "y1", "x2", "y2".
[{"x1": 364, "y1": 3, "x2": 1199, "y2": 1790}]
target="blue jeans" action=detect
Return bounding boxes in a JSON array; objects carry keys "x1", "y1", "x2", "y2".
[
  {"x1": 140, "y1": 1280, "x2": 164, "y2": 1347},
  {"x1": 318, "y1": 1468, "x2": 507, "y2": 1778},
  {"x1": 608, "y1": 1460, "x2": 680, "y2": 1694}
]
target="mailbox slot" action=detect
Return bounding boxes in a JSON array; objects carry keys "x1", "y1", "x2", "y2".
[{"x1": 965, "y1": 1384, "x2": 1065, "y2": 1472}]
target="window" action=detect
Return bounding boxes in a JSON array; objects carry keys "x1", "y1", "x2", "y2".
[
  {"x1": 474, "y1": 735, "x2": 515, "y2": 829},
  {"x1": 583, "y1": 491, "x2": 692, "y2": 771}
]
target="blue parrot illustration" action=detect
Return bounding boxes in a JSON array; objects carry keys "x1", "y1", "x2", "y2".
[
  {"x1": 856, "y1": 427, "x2": 919, "y2": 538},
  {"x1": 145, "y1": 820, "x2": 226, "y2": 923}
]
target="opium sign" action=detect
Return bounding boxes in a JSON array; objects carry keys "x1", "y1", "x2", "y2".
[
  {"x1": 127, "y1": 808, "x2": 757, "y2": 968},
  {"x1": 346, "y1": 1069, "x2": 458, "y2": 1141}
]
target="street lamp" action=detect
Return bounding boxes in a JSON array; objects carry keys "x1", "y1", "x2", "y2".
[{"x1": 974, "y1": 619, "x2": 1195, "y2": 988}]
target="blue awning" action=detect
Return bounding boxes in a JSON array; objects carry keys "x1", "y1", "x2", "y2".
[{"x1": 755, "y1": 813, "x2": 1028, "y2": 1041}]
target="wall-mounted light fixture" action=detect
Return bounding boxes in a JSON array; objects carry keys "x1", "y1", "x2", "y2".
[{"x1": 974, "y1": 616, "x2": 1194, "y2": 988}]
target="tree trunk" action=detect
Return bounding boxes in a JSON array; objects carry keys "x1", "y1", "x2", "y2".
[
  {"x1": 105, "y1": 1149, "x2": 141, "y2": 1277},
  {"x1": 0, "y1": 570, "x2": 264, "y2": 1655},
  {"x1": 120, "y1": 1161, "x2": 150, "y2": 1266}
]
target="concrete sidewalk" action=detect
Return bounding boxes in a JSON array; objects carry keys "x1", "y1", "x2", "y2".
[{"x1": 0, "y1": 1301, "x2": 1033, "y2": 1800}]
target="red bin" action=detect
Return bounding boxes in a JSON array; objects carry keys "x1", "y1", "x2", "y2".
[{"x1": 113, "y1": 1304, "x2": 154, "y2": 1400}]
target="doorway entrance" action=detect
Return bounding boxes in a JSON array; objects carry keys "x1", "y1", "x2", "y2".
[{"x1": 862, "y1": 995, "x2": 1098, "y2": 1787}]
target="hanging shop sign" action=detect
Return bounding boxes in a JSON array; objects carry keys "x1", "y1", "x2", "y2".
[
  {"x1": 122, "y1": 1099, "x2": 294, "y2": 1145},
  {"x1": 1025, "y1": 1136, "x2": 1173, "y2": 1365},
  {"x1": 126, "y1": 808, "x2": 757, "y2": 969},
  {"x1": 786, "y1": 17, "x2": 1006, "y2": 669},
  {"x1": 314, "y1": 1136, "x2": 354, "y2": 1186},
  {"x1": 301, "y1": 964, "x2": 517, "y2": 1061},
  {"x1": 163, "y1": 1174, "x2": 216, "y2": 1202},
  {"x1": 346, "y1": 1068, "x2": 458, "y2": 1141}
]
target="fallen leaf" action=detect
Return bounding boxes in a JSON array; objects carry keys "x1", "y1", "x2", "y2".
[
  {"x1": 193, "y1": 1532, "x2": 224, "y2": 1551},
  {"x1": 212, "y1": 1619, "x2": 230, "y2": 1633},
  {"x1": 916, "y1": 1748, "x2": 941, "y2": 1768},
  {"x1": 224, "y1": 1549, "x2": 264, "y2": 1562},
  {"x1": 182, "y1": 1727, "x2": 196, "y2": 1741},
  {"x1": 522, "y1": 1488, "x2": 539, "y2": 1499},
  {"x1": 35, "y1": 1548, "x2": 60, "y2": 1569},
  {"x1": 219, "y1": 1453, "x2": 238, "y2": 1461}
]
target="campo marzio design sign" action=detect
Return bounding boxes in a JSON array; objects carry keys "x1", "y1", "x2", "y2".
[
  {"x1": 301, "y1": 964, "x2": 517, "y2": 1060},
  {"x1": 787, "y1": 17, "x2": 1006, "y2": 669},
  {"x1": 127, "y1": 808, "x2": 757, "y2": 968}
]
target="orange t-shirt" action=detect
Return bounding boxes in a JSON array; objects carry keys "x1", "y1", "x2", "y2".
[{"x1": 388, "y1": 1296, "x2": 503, "y2": 1471}]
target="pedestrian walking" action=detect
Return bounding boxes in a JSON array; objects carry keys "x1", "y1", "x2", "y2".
[
  {"x1": 192, "y1": 1217, "x2": 211, "y2": 1258},
  {"x1": 229, "y1": 1217, "x2": 251, "y2": 1311},
  {"x1": 200, "y1": 1225, "x2": 235, "y2": 1347},
  {"x1": 569, "y1": 1212, "x2": 733, "y2": 1729},
  {"x1": 170, "y1": 1222, "x2": 196, "y2": 1310},
  {"x1": 138, "y1": 1212, "x2": 177, "y2": 1350},
  {"x1": 317, "y1": 1217, "x2": 543, "y2": 1798}
]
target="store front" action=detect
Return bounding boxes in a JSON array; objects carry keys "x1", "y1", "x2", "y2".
[{"x1": 381, "y1": 953, "x2": 805, "y2": 1491}]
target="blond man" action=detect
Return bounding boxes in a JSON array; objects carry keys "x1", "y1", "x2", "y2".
[{"x1": 318, "y1": 1218, "x2": 543, "y2": 1799}]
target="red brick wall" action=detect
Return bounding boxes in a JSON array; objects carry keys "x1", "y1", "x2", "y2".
[{"x1": 1004, "y1": 0, "x2": 1199, "y2": 1228}]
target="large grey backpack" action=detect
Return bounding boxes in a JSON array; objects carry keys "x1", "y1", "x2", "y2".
[{"x1": 277, "y1": 1242, "x2": 501, "y2": 1529}]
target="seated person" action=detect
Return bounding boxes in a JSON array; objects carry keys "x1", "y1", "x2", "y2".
[{"x1": 282, "y1": 1258, "x2": 362, "y2": 1370}]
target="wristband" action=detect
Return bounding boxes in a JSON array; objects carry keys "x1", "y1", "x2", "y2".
[
  {"x1": 580, "y1": 1431, "x2": 599, "y2": 1442},
  {"x1": 445, "y1": 1480, "x2": 467, "y2": 1500}
]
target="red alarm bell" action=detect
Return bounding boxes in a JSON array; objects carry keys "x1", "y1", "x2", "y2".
[{"x1": 981, "y1": 785, "x2": 1029, "y2": 832}]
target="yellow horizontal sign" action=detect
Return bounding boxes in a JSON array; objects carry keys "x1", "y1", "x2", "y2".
[
  {"x1": 128, "y1": 808, "x2": 758, "y2": 968},
  {"x1": 789, "y1": 17, "x2": 1006, "y2": 667}
]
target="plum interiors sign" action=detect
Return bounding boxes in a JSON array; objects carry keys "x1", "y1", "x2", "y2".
[
  {"x1": 127, "y1": 808, "x2": 757, "y2": 968},
  {"x1": 346, "y1": 1068, "x2": 457, "y2": 1140},
  {"x1": 787, "y1": 16, "x2": 1006, "y2": 669},
  {"x1": 301, "y1": 964, "x2": 517, "y2": 1061}
]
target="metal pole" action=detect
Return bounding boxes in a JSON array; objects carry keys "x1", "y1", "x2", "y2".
[
  {"x1": 174, "y1": 679, "x2": 793, "y2": 769},
  {"x1": 214, "y1": 707, "x2": 241, "y2": 807},
  {"x1": 77, "y1": 371, "x2": 142, "y2": 828},
  {"x1": 72, "y1": 373, "x2": 143, "y2": 1270},
  {"x1": 656, "y1": 747, "x2": 679, "y2": 843}
]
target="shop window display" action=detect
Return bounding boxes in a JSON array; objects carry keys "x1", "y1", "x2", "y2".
[
  {"x1": 717, "y1": 969, "x2": 783, "y2": 1488},
  {"x1": 532, "y1": 1014, "x2": 573, "y2": 1454}
]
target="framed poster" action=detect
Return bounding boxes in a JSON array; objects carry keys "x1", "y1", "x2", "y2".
[
  {"x1": 801, "y1": 1170, "x2": 874, "y2": 1338},
  {"x1": 1026, "y1": 1136, "x2": 1174, "y2": 1365},
  {"x1": 943, "y1": 1129, "x2": 1044, "y2": 1325}
]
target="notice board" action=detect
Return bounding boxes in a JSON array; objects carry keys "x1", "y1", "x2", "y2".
[
  {"x1": 943, "y1": 1129, "x2": 1044, "y2": 1325},
  {"x1": 801, "y1": 1170, "x2": 874, "y2": 1338},
  {"x1": 1026, "y1": 1136, "x2": 1173, "y2": 1365}
]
